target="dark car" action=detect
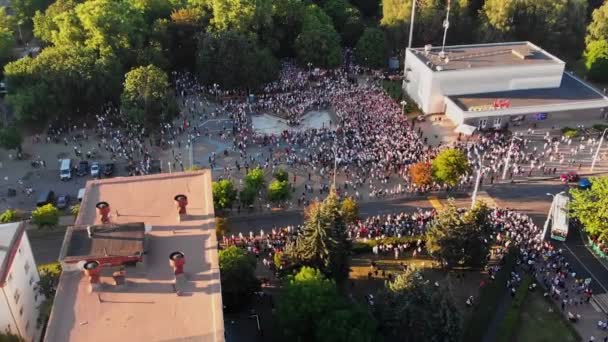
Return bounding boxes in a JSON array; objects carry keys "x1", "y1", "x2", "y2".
[
  {"x1": 103, "y1": 163, "x2": 115, "y2": 177},
  {"x1": 36, "y1": 190, "x2": 55, "y2": 207},
  {"x1": 56, "y1": 194, "x2": 71, "y2": 209},
  {"x1": 76, "y1": 160, "x2": 89, "y2": 176}
]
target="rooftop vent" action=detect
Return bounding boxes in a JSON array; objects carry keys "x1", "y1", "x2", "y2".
[
  {"x1": 174, "y1": 194, "x2": 188, "y2": 215},
  {"x1": 424, "y1": 44, "x2": 432, "y2": 53},
  {"x1": 511, "y1": 47, "x2": 533, "y2": 60},
  {"x1": 169, "y1": 251, "x2": 185, "y2": 275},
  {"x1": 96, "y1": 201, "x2": 110, "y2": 224},
  {"x1": 83, "y1": 260, "x2": 101, "y2": 284}
]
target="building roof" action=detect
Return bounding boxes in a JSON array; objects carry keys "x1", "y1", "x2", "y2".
[
  {"x1": 60, "y1": 223, "x2": 145, "y2": 263},
  {"x1": 448, "y1": 72, "x2": 608, "y2": 112},
  {"x1": 44, "y1": 170, "x2": 224, "y2": 342},
  {"x1": 409, "y1": 41, "x2": 562, "y2": 72},
  {"x1": 0, "y1": 221, "x2": 26, "y2": 287}
]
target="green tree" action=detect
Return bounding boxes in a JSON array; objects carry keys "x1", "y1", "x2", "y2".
[
  {"x1": 218, "y1": 246, "x2": 260, "y2": 311},
  {"x1": 375, "y1": 269, "x2": 462, "y2": 342},
  {"x1": 351, "y1": 0, "x2": 380, "y2": 17},
  {"x1": 584, "y1": 39, "x2": 608, "y2": 82},
  {"x1": 431, "y1": 148, "x2": 470, "y2": 186},
  {"x1": 586, "y1": 0, "x2": 608, "y2": 45},
  {"x1": 0, "y1": 126, "x2": 23, "y2": 151},
  {"x1": 479, "y1": 0, "x2": 587, "y2": 61},
  {"x1": 323, "y1": 0, "x2": 364, "y2": 46},
  {"x1": 570, "y1": 177, "x2": 608, "y2": 241},
  {"x1": 340, "y1": 197, "x2": 359, "y2": 225},
  {"x1": 210, "y1": 0, "x2": 273, "y2": 33},
  {"x1": 355, "y1": 27, "x2": 386, "y2": 68},
  {"x1": 274, "y1": 168, "x2": 288, "y2": 182},
  {"x1": 294, "y1": 5, "x2": 342, "y2": 68},
  {"x1": 166, "y1": 7, "x2": 210, "y2": 69},
  {"x1": 32, "y1": 0, "x2": 79, "y2": 43},
  {"x1": 196, "y1": 30, "x2": 279, "y2": 89},
  {"x1": 0, "y1": 8, "x2": 15, "y2": 63},
  {"x1": 275, "y1": 266, "x2": 375, "y2": 342},
  {"x1": 426, "y1": 200, "x2": 492, "y2": 268},
  {"x1": 31, "y1": 204, "x2": 60, "y2": 228},
  {"x1": 244, "y1": 167, "x2": 266, "y2": 190},
  {"x1": 121, "y1": 64, "x2": 178, "y2": 128},
  {"x1": 288, "y1": 191, "x2": 350, "y2": 282},
  {"x1": 37, "y1": 263, "x2": 62, "y2": 299},
  {"x1": 271, "y1": 0, "x2": 306, "y2": 57},
  {"x1": 69, "y1": 203, "x2": 80, "y2": 217},
  {"x1": 239, "y1": 184, "x2": 257, "y2": 206},
  {"x1": 212, "y1": 179, "x2": 237, "y2": 211},
  {"x1": 11, "y1": 0, "x2": 50, "y2": 23},
  {"x1": 267, "y1": 179, "x2": 290, "y2": 203},
  {"x1": 0, "y1": 209, "x2": 20, "y2": 223},
  {"x1": 215, "y1": 216, "x2": 229, "y2": 240}
]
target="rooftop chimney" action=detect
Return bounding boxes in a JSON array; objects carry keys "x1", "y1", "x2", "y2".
[
  {"x1": 169, "y1": 251, "x2": 185, "y2": 275},
  {"x1": 174, "y1": 194, "x2": 188, "y2": 215},
  {"x1": 96, "y1": 201, "x2": 110, "y2": 224},
  {"x1": 84, "y1": 260, "x2": 102, "y2": 284}
]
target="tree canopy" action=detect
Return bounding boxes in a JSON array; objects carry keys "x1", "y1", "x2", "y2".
[
  {"x1": 275, "y1": 266, "x2": 376, "y2": 342},
  {"x1": 294, "y1": 5, "x2": 342, "y2": 68},
  {"x1": 31, "y1": 203, "x2": 60, "y2": 228},
  {"x1": 355, "y1": 27, "x2": 386, "y2": 68},
  {"x1": 286, "y1": 191, "x2": 350, "y2": 282},
  {"x1": 375, "y1": 269, "x2": 462, "y2": 342},
  {"x1": 586, "y1": 0, "x2": 608, "y2": 45},
  {"x1": 409, "y1": 161, "x2": 433, "y2": 187},
  {"x1": 431, "y1": 148, "x2": 470, "y2": 187},
  {"x1": 0, "y1": 8, "x2": 15, "y2": 64},
  {"x1": 212, "y1": 179, "x2": 238, "y2": 211},
  {"x1": 121, "y1": 64, "x2": 178, "y2": 127},
  {"x1": 584, "y1": 39, "x2": 608, "y2": 82},
  {"x1": 218, "y1": 246, "x2": 260, "y2": 310},
  {"x1": 570, "y1": 176, "x2": 608, "y2": 241},
  {"x1": 426, "y1": 200, "x2": 493, "y2": 268}
]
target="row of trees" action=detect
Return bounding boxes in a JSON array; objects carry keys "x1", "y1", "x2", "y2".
[
  {"x1": 212, "y1": 168, "x2": 292, "y2": 212},
  {"x1": 584, "y1": 1, "x2": 608, "y2": 82},
  {"x1": 409, "y1": 148, "x2": 471, "y2": 188}
]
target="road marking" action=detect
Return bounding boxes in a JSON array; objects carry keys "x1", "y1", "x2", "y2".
[
  {"x1": 428, "y1": 196, "x2": 443, "y2": 210},
  {"x1": 591, "y1": 300, "x2": 602, "y2": 313},
  {"x1": 561, "y1": 242, "x2": 608, "y2": 294}
]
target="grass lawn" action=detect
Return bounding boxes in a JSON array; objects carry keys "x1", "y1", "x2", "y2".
[{"x1": 514, "y1": 290, "x2": 580, "y2": 342}]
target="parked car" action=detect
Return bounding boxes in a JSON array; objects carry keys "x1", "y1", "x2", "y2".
[
  {"x1": 103, "y1": 163, "x2": 115, "y2": 177},
  {"x1": 90, "y1": 162, "x2": 100, "y2": 178},
  {"x1": 560, "y1": 171, "x2": 579, "y2": 183},
  {"x1": 36, "y1": 190, "x2": 55, "y2": 207},
  {"x1": 77, "y1": 160, "x2": 89, "y2": 176},
  {"x1": 56, "y1": 194, "x2": 71, "y2": 209}
]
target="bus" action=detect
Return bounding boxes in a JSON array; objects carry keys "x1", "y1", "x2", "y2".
[{"x1": 550, "y1": 193, "x2": 570, "y2": 242}]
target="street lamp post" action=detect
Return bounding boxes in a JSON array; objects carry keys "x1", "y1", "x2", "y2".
[
  {"x1": 590, "y1": 128, "x2": 608, "y2": 172},
  {"x1": 501, "y1": 135, "x2": 523, "y2": 180},
  {"x1": 400, "y1": 100, "x2": 407, "y2": 115},
  {"x1": 167, "y1": 161, "x2": 172, "y2": 174},
  {"x1": 333, "y1": 143, "x2": 338, "y2": 190},
  {"x1": 471, "y1": 149, "x2": 484, "y2": 209}
]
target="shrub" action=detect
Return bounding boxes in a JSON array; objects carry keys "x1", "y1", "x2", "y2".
[
  {"x1": 561, "y1": 127, "x2": 579, "y2": 138},
  {"x1": 274, "y1": 168, "x2": 289, "y2": 182},
  {"x1": 31, "y1": 204, "x2": 59, "y2": 228},
  {"x1": 0, "y1": 209, "x2": 20, "y2": 223}
]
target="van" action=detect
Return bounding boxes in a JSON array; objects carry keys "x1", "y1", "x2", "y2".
[
  {"x1": 60, "y1": 159, "x2": 72, "y2": 181},
  {"x1": 77, "y1": 188, "x2": 86, "y2": 202},
  {"x1": 36, "y1": 190, "x2": 55, "y2": 207}
]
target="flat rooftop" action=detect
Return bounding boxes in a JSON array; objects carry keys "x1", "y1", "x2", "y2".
[
  {"x1": 61, "y1": 223, "x2": 145, "y2": 262},
  {"x1": 0, "y1": 222, "x2": 25, "y2": 287},
  {"x1": 44, "y1": 171, "x2": 224, "y2": 342},
  {"x1": 449, "y1": 73, "x2": 608, "y2": 111},
  {"x1": 410, "y1": 42, "x2": 562, "y2": 71}
]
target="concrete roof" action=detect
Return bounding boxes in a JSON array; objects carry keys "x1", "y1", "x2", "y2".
[
  {"x1": 0, "y1": 221, "x2": 25, "y2": 287},
  {"x1": 44, "y1": 171, "x2": 224, "y2": 342},
  {"x1": 449, "y1": 73, "x2": 608, "y2": 111},
  {"x1": 410, "y1": 41, "x2": 562, "y2": 72}
]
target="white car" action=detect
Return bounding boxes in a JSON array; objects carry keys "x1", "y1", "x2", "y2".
[{"x1": 90, "y1": 162, "x2": 100, "y2": 178}]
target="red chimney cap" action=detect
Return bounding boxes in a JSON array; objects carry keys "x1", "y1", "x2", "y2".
[
  {"x1": 96, "y1": 201, "x2": 110, "y2": 209},
  {"x1": 84, "y1": 260, "x2": 100, "y2": 270},
  {"x1": 169, "y1": 251, "x2": 185, "y2": 261},
  {"x1": 174, "y1": 194, "x2": 187, "y2": 202}
]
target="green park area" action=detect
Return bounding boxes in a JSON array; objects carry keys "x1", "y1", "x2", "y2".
[{"x1": 514, "y1": 291, "x2": 580, "y2": 342}]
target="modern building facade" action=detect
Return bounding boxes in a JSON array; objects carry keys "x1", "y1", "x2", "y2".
[
  {"x1": 0, "y1": 222, "x2": 43, "y2": 342},
  {"x1": 403, "y1": 41, "x2": 608, "y2": 130}
]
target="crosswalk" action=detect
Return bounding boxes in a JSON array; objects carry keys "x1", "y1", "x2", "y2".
[{"x1": 427, "y1": 191, "x2": 498, "y2": 211}]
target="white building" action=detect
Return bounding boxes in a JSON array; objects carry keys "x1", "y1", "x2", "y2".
[
  {"x1": 0, "y1": 222, "x2": 43, "y2": 342},
  {"x1": 403, "y1": 41, "x2": 608, "y2": 131}
]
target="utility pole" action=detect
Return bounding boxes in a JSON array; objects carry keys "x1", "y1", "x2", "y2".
[
  {"x1": 441, "y1": 0, "x2": 451, "y2": 54},
  {"x1": 590, "y1": 128, "x2": 608, "y2": 172},
  {"x1": 189, "y1": 140, "x2": 194, "y2": 169},
  {"x1": 501, "y1": 135, "x2": 522, "y2": 180},
  {"x1": 168, "y1": 161, "x2": 172, "y2": 174},
  {"x1": 407, "y1": 0, "x2": 417, "y2": 49},
  {"x1": 471, "y1": 149, "x2": 484, "y2": 209}
]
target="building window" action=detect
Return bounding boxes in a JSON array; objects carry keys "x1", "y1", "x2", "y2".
[
  {"x1": 13, "y1": 290, "x2": 20, "y2": 304},
  {"x1": 24, "y1": 261, "x2": 30, "y2": 274},
  {"x1": 19, "y1": 306, "x2": 23, "y2": 316},
  {"x1": 29, "y1": 276, "x2": 34, "y2": 286}
]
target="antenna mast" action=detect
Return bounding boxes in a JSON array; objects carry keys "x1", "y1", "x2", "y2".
[{"x1": 441, "y1": 0, "x2": 451, "y2": 53}]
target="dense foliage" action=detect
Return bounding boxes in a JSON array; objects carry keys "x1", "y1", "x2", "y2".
[
  {"x1": 375, "y1": 269, "x2": 462, "y2": 342},
  {"x1": 31, "y1": 203, "x2": 60, "y2": 228},
  {"x1": 570, "y1": 176, "x2": 608, "y2": 241},
  {"x1": 212, "y1": 179, "x2": 237, "y2": 211},
  {"x1": 218, "y1": 246, "x2": 260, "y2": 311},
  {"x1": 426, "y1": 200, "x2": 493, "y2": 268},
  {"x1": 275, "y1": 266, "x2": 376, "y2": 342},
  {"x1": 431, "y1": 148, "x2": 470, "y2": 187}
]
